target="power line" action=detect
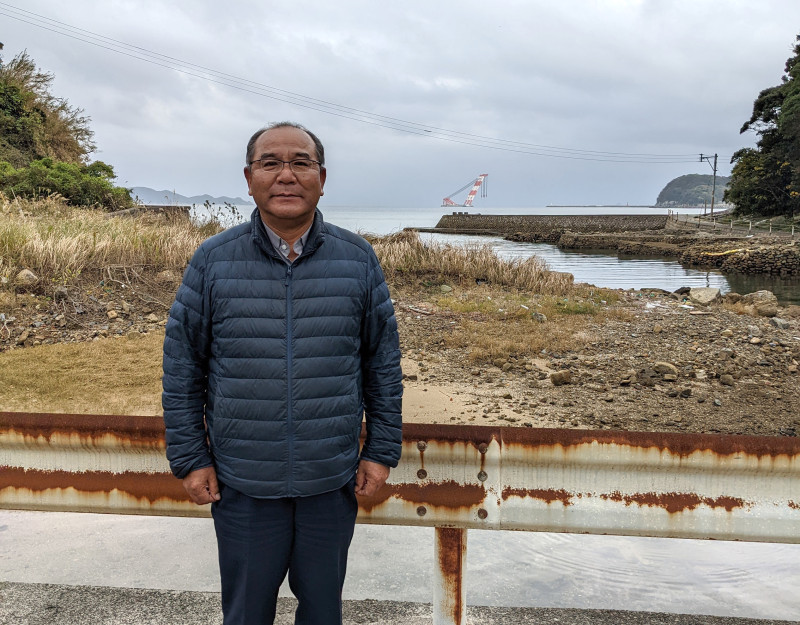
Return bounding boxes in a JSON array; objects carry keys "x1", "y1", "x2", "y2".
[{"x1": 0, "y1": 2, "x2": 705, "y2": 164}]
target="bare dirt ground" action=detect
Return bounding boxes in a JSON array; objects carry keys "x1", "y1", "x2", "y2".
[
  {"x1": 1, "y1": 275, "x2": 799, "y2": 438},
  {"x1": 396, "y1": 290, "x2": 800, "y2": 438}
]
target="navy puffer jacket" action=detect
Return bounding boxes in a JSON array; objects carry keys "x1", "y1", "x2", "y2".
[{"x1": 162, "y1": 208, "x2": 403, "y2": 498}]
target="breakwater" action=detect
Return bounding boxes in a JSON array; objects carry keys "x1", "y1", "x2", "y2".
[{"x1": 433, "y1": 213, "x2": 669, "y2": 242}]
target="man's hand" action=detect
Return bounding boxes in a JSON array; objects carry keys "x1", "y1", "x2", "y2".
[
  {"x1": 182, "y1": 466, "x2": 221, "y2": 505},
  {"x1": 355, "y1": 459, "x2": 390, "y2": 497}
]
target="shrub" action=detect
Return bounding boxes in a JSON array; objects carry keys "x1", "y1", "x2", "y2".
[{"x1": 0, "y1": 158, "x2": 133, "y2": 211}]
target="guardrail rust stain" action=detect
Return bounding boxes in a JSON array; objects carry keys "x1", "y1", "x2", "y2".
[
  {"x1": 436, "y1": 528, "x2": 466, "y2": 623},
  {"x1": 501, "y1": 487, "x2": 746, "y2": 514},
  {"x1": 0, "y1": 412, "x2": 165, "y2": 448},
  {"x1": 0, "y1": 467, "x2": 189, "y2": 503},
  {"x1": 359, "y1": 480, "x2": 486, "y2": 513},
  {"x1": 500, "y1": 427, "x2": 800, "y2": 459}
]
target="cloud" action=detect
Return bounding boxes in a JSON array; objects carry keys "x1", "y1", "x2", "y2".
[{"x1": 4, "y1": 0, "x2": 800, "y2": 205}]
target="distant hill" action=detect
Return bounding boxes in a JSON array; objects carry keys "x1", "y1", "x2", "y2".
[
  {"x1": 131, "y1": 186, "x2": 252, "y2": 206},
  {"x1": 655, "y1": 174, "x2": 730, "y2": 207}
]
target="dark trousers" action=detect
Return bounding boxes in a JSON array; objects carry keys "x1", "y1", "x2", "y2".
[{"x1": 211, "y1": 479, "x2": 358, "y2": 625}]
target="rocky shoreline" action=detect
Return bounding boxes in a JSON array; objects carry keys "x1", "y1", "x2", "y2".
[
  {"x1": 429, "y1": 212, "x2": 800, "y2": 276},
  {"x1": 543, "y1": 230, "x2": 800, "y2": 276}
]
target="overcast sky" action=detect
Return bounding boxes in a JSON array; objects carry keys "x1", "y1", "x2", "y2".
[{"x1": 3, "y1": 1, "x2": 800, "y2": 207}]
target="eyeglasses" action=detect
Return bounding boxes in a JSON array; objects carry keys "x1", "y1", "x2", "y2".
[{"x1": 248, "y1": 158, "x2": 322, "y2": 175}]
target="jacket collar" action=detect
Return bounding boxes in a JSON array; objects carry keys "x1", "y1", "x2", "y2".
[{"x1": 250, "y1": 208, "x2": 326, "y2": 259}]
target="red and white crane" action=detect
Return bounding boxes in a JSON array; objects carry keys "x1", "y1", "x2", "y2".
[{"x1": 441, "y1": 174, "x2": 488, "y2": 207}]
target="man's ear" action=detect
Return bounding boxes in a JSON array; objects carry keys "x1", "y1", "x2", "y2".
[
  {"x1": 243, "y1": 165, "x2": 253, "y2": 196},
  {"x1": 319, "y1": 167, "x2": 326, "y2": 197}
]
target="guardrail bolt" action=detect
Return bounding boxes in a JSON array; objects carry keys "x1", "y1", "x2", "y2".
[
  {"x1": 417, "y1": 441, "x2": 427, "y2": 451},
  {"x1": 417, "y1": 506, "x2": 427, "y2": 516},
  {"x1": 417, "y1": 469, "x2": 428, "y2": 479},
  {"x1": 477, "y1": 470, "x2": 488, "y2": 482},
  {"x1": 477, "y1": 508, "x2": 488, "y2": 519},
  {"x1": 478, "y1": 443, "x2": 488, "y2": 454}
]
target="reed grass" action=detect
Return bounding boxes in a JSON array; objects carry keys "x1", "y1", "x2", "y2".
[
  {"x1": 370, "y1": 230, "x2": 573, "y2": 293},
  {"x1": 0, "y1": 194, "x2": 214, "y2": 285}
]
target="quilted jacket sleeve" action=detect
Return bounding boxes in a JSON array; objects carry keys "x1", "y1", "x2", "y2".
[
  {"x1": 359, "y1": 249, "x2": 403, "y2": 467},
  {"x1": 162, "y1": 245, "x2": 214, "y2": 479}
]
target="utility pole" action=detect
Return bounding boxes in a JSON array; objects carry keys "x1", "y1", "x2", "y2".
[{"x1": 700, "y1": 153, "x2": 718, "y2": 218}]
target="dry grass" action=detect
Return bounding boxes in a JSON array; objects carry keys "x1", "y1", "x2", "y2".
[
  {"x1": 0, "y1": 330, "x2": 164, "y2": 415},
  {"x1": 370, "y1": 230, "x2": 573, "y2": 293},
  {"x1": 0, "y1": 194, "x2": 215, "y2": 286},
  {"x1": 430, "y1": 286, "x2": 629, "y2": 363}
]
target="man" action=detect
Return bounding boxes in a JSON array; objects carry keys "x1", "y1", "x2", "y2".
[{"x1": 162, "y1": 122, "x2": 403, "y2": 625}]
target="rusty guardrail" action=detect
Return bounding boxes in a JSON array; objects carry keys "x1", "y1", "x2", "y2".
[{"x1": 2, "y1": 412, "x2": 800, "y2": 624}]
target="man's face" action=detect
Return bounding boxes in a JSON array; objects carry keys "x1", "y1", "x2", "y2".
[{"x1": 244, "y1": 126, "x2": 326, "y2": 228}]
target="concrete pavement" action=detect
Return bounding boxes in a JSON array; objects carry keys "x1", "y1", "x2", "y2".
[{"x1": 2, "y1": 582, "x2": 798, "y2": 625}]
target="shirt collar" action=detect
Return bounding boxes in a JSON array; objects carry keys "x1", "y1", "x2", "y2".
[{"x1": 261, "y1": 217, "x2": 312, "y2": 263}]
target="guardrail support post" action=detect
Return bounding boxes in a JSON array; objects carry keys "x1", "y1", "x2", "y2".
[{"x1": 433, "y1": 527, "x2": 467, "y2": 625}]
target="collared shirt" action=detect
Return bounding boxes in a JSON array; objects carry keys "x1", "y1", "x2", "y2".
[{"x1": 261, "y1": 218, "x2": 311, "y2": 264}]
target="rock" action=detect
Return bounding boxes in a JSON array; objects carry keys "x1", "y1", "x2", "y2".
[
  {"x1": 107, "y1": 310, "x2": 118, "y2": 320},
  {"x1": 718, "y1": 348, "x2": 735, "y2": 360},
  {"x1": 663, "y1": 374, "x2": 678, "y2": 382},
  {"x1": 15, "y1": 329, "x2": 29, "y2": 345},
  {"x1": 501, "y1": 362, "x2": 513, "y2": 372},
  {"x1": 156, "y1": 269, "x2": 182, "y2": 283},
  {"x1": 653, "y1": 362, "x2": 678, "y2": 375},
  {"x1": 747, "y1": 325, "x2": 762, "y2": 337},
  {"x1": 531, "y1": 312, "x2": 547, "y2": 323},
  {"x1": 720, "y1": 329, "x2": 734, "y2": 338},
  {"x1": 121, "y1": 301, "x2": 131, "y2": 314},
  {"x1": 770, "y1": 317, "x2": 790, "y2": 330},
  {"x1": 720, "y1": 374, "x2": 735, "y2": 386},
  {"x1": 689, "y1": 287, "x2": 721, "y2": 306},
  {"x1": 750, "y1": 337, "x2": 762, "y2": 345},
  {"x1": 53, "y1": 286, "x2": 69, "y2": 302},
  {"x1": 713, "y1": 398, "x2": 722, "y2": 406},
  {"x1": 15, "y1": 269, "x2": 38, "y2": 285},
  {"x1": 724, "y1": 292, "x2": 742, "y2": 304},
  {"x1": 653, "y1": 324, "x2": 663, "y2": 334},
  {"x1": 550, "y1": 370, "x2": 572, "y2": 386},
  {"x1": 440, "y1": 284, "x2": 453, "y2": 293},
  {"x1": 602, "y1": 393, "x2": 615, "y2": 402},
  {"x1": 146, "y1": 313, "x2": 160, "y2": 323},
  {"x1": 679, "y1": 388, "x2": 692, "y2": 398},
  {"x1": 740, "y1": 290, "x2": 779, "y2": 317}
]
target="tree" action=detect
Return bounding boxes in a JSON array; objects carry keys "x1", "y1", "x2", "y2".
[
  {"x1": 725, "y1": 35, "x2": 800, "y2": 217},
  {"x1": 0, "y1": 50, "x2": 132, "y2": 210},
  {"x1": 0, "y1": 51, "x2": 95, "y2": 166}
]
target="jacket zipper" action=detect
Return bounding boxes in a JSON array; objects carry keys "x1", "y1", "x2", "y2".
[{"x1": 285, "y1": 263, "x2": 294, "y2": 493}]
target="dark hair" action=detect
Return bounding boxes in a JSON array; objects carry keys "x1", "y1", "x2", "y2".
[{"x1": 245, "y1": 122, "x2": 325, "y2": 167}]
